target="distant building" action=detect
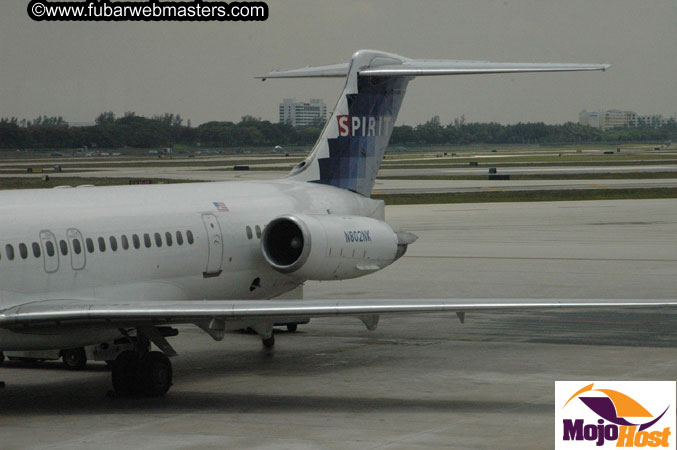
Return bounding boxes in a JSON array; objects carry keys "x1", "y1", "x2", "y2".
[
  {"x1": 579, "y1": 110, "x2": 672, "y2": 130},
  {"x1": 579, "y1": 110, "x2": 602, "y2": 129},
  {"x1": 636, "y1": 114, "x2": 671, "y2": 128},
  {"x1": 603, "y1": 109, "x2": 636, "y2": 130},
  {"x1": 279, "y1": 98, "x2": 327, "y2": 127}
]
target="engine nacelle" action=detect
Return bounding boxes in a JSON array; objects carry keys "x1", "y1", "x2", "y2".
[{"x1": 261, "y1": 214, "x2": 405, "y2": 280}]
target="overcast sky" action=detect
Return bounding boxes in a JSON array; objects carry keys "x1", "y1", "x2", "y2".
[{"x1": 1, "y1": 0, "x2": 675, "y2": 126}]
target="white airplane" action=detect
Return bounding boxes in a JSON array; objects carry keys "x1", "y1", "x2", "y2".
[{"x1": 0, "y1": 49, "x2": 671, "y2": 397}]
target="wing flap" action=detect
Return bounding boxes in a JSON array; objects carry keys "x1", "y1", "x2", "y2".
[{"x1": 1, "y1": 298, "x2": 675, "y2": 329}]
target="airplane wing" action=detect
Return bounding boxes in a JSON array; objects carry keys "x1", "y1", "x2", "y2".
[{"x1": 1, "y1": 298, "x2": 675, "y2": 329}]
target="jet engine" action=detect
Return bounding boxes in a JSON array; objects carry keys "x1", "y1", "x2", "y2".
[{"x1": 261, "y1": 214, "x2": 415, "y2": 280}]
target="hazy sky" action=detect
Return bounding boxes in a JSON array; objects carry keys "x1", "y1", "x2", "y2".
[{"x1": 1, "y1": 0, "x2": 675, "y2": 126}]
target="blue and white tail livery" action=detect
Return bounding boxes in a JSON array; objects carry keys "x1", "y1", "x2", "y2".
[{"x1": 260, "y1": 49, "x2": 609, "y2": 197}]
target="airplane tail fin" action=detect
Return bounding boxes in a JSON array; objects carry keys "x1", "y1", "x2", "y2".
[{"x1": 259, "y1": 50, "x2": 608, "y2": 197}]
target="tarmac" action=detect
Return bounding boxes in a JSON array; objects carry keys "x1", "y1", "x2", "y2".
[
  {"x1": 2, "y1": 151, "x2": 677, "y2": 194},
  {"x1": 1, "y1": 199, "x2": 677, "y2": 449},
  {"x1": 3, "y1": 163, "x2": 677, "y2": 194}
]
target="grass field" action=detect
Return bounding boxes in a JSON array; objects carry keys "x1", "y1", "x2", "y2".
[
  {"x1": 0, "y1": 177, "x2": 200, "y2": 190},
  {"x1": 0, "y1": 157, "x2": 304, "y2": 170},
  {"x1": 372, "y1": 188, "x2": 677, "y2": 205},
  {"x1": 379, "y1": 172, "x2": 677, "y2": 181},
  {"x1": 383, "y1": 143, "x2": 668, "y2": 154},
  {"x1": 380, "y1": 160, "x2": 677, "y2": 170},
  {"x1": 383, "y1": 154, "x2": 677, "y2": 165}
]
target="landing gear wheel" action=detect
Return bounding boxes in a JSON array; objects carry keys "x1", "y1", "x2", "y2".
[
  {"x1": 286, "y1": 323, "x2": 298, "y2": 333},
  {"x1": 138, "y1": 352, "x2": 173, "y2": 397},
  {"x1": 0, "y1": 352, "x2": 4, "y2": 366},
  {"x1": 262, "y1": 335, "x2": 275, "y2": 349},
  {"x1": 62, "y1": 347, "x2": 87, "y2": 370},
  {"x1": 111, "y1": 350, "x2": 140, "y2": 395},
  {"x1": 110, "y1": 351, "x2": 173, "y2": 397}
]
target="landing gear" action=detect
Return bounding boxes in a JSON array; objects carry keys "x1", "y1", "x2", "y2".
[
  {"x1": 286, "y1": 323, "x2": 298, "y2": 333},
  {"x1": 0, "y1": 351, "x2": 4, "y2": 366},
  {"x1": 111, "y1": 350, "x2": 139, "y2": 394},
  {"x1": 138, "y1": 352, "x2": 173, "y2": 397},
  {"x1": 262, "y1": 334, "x2": 275, "y2": 349},
  {"x1": 109, "y1": 327, "x2": 177, "y2": 397},
  {"x1": 61, "y1": 347, "x2": 87, "y2": 370},
  {"x1": 111, "y1": 350, "x2": 172, "y2": 397},
  {"x1": 251, "y1": 323, "x2": 275, "y2": 349}
]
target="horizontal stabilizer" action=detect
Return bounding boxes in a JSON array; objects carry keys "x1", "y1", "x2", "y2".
[
  {"x1": 258, "y1": 63, "x2": 349, "y2": 80},
  {"x1": 258, "y1": 56, "x2": 609, "y2": 80},
  {"x1": 359, "y1": 60, "x2": 610, "y2": 77}
]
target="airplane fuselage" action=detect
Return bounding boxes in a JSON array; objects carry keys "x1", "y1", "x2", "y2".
[{"x1": 0, "y1": 180, "x2": 385, "y2": 349}]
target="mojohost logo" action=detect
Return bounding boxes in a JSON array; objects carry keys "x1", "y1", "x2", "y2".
[{"x1": 555, "y1": 381, "x2": 676, "y2": 449}]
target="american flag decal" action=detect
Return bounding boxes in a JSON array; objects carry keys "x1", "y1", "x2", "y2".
[{"x1": 213, "y1": 202, "x2": 229, "y2": 212}]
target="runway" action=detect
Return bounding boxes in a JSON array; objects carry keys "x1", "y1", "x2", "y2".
[
  {"x1": 1, "y1": 199, "x2": 676, "y2": 449},
  {"x1": 2, "y1": 164, "x2": 677, "y2": 194}
]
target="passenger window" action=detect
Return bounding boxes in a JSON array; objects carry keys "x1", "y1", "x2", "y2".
[
  {"x1": 133, "y1": 234, "x2": 140, "y2": 249},
  {"x1": 121, "y1": 235, "x2": 129, "y2": 250},
  {"x1": 246, "y1": 226, "x2": 253, "y2": 239},
  {"x1": 109, "y1": 236, "x2": 118, "y2": 251},
  {"x1": 32, "y1": 242, "x2": 41, "y2": 258},
  {"x1": 60, "y1": 240, "x2": 68, "y2": 256},
  {"x1": 6, "y1": 244, "x2": 14, "y2": 261},
  {"x1": 46, "y1": 241, "x2": 55, "y2": 257},
  {"x1": 154, "y1": 232, "x2": 162, "y2": 247},
  {"x1": 86, "y1": 238, "x2": 94, "y2": 253},
  {"x1": 165, "y1": 232, "x2": 173, "y2": 247},
  {"x1": 98, "y1": 237, "x2": 106, "y2": 252},
  {"x1": 176, "y1": 231, "x2": 184, "y2": 245},
  {"x1": 144, "y1": 233, "x2": 151, "y2": 248},
  {"x1": 19, "y1": 243, "x2": 28, "y2": 259},
  {"x1": 72, "y1": 239, "x2": 82, "y2": 255},
  {"x1": 186, "y1": 230, "x2": 194, "y2": 245},
  {"x1": 255, "y1": 225, "x2": 262, "y2": 239}
]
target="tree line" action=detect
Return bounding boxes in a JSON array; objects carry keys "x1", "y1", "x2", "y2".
[{"x1": 0, "y1": 113, "x2": 675, "y2": 150}]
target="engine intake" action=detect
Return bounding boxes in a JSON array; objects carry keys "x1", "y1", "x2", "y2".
[{"x1": 261, "y1": 215, "x2": 311, "y2": 273}]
